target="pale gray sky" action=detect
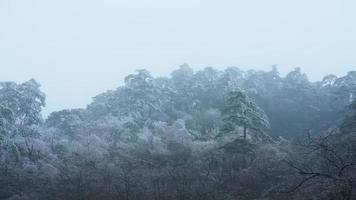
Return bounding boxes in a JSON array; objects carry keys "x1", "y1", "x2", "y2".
[{"x1": 0, "y1": 0, "x2": 355, "y2": 116}]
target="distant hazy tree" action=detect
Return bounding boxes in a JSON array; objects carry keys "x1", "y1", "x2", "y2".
[
  {"x1": 333, "y1": 71, "x2": 356, "y2": 105},
  {"x1": 321, "y1": 74, "x2": 338, "y2": 87},
  {"x1": 340, "y1": 101, "x2": 356, "y2": 134},
  {"x1": 45, "y1": 109, "x2": 86, "y2": 137},
  {"x1": 220, "y1": 67, "x2": 244, "y2": 89},
  {"x1": 170, "y1": 63, "x2": 194, "y2": 89},
  {"x1": 124, "y1": 69, "x2": 164, "y2": 123}
]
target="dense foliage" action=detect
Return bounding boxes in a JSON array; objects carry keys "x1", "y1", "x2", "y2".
[{"x1": 1, "y1": 65, "x2": 356, "y2": 200}]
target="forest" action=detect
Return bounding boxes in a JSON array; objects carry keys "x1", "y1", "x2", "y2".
[{"x1": 1, "y1": 65, "x2": 356, "y2": 200}]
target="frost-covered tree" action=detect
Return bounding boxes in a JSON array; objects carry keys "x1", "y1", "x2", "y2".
[
  {"x1": 124, "y1": 69, "x2": 166, "y2": 123},
  {"x1": 0, "y1": 79, "x2": 48, "y2": 199},
  {"x1": 0, "y1": 105, "x2": 15, "y2": 138},
  {"x1": 0, "y1": 79, "x2": 45, "y2": 151},
  {"x1": 45, "y1": 109, "x2": 86, "y2": 137},
  {"x1": 0, "y1": 79, "x2": 45, "y2": 128},
  {"x1": 220, "y1": 90, "x2": 270, "y2": 140}
]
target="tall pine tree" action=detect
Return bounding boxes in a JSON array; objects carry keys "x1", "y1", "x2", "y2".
[{"x1": 221, "y1": 89, "x2": 270, "y2": 140}]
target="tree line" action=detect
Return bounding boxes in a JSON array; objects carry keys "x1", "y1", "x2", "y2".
[{"x1": 0, "y1": 65, "x2": 356, "y2": 199}]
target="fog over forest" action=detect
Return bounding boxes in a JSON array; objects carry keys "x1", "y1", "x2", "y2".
[
  {"x1": 1, "y1": 0, "x2": 356, "y2": 117},
  {"x1": 1, "y1": 65, "x2": 356, "y2": 199},
  {"x1": 1, "y1": 0, "x2": 356, "y2": 199}
]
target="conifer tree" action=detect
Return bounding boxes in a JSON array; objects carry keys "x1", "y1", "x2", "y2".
[{"x1": 221, "y1": 89, "x2": 270, "y2": 140}]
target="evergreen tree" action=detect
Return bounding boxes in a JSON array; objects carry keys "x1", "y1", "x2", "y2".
[{"x1": 221, "y1": 90, "x2": 270, "y2": 140}]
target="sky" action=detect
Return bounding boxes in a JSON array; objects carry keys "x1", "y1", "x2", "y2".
[{"x1": 0, "y1": 0, "x2": 355, "y2": 117}]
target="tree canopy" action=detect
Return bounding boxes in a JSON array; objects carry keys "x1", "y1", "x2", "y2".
[{"x1": 1, "y1": 66, "x2": 356, "y2": 200}]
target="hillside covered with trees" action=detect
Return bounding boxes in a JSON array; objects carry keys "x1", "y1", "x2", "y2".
[{"x1": 1, "y1": 65, "x2": 356, "y2": 200}]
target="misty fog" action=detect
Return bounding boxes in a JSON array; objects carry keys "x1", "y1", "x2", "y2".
[
  {"x1": 1, "y1": 1, "x2": 356, "y2": 200},
  {"x1": 1, "y1": 0, "x2": 356, "y2": 116}
]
